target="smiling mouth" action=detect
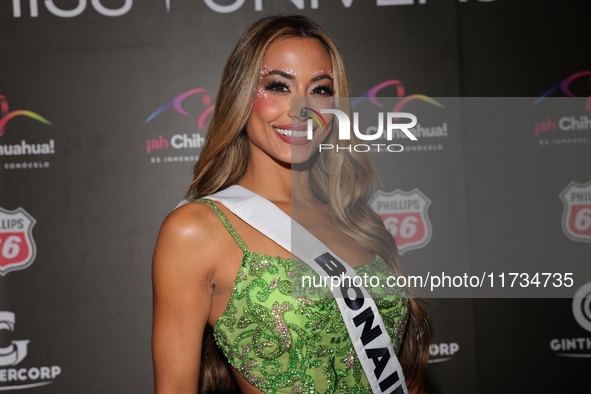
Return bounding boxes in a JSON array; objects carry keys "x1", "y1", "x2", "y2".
[{"x1": 273, "y1": 126, "x2": 309, "y2": 139}]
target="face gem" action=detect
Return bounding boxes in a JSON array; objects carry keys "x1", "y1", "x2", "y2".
[
  {"x1": 256, "y1": 88, "x2": 267, "y2": 99},
  {"x1": 260, "y1": 64, "x2": 272, "y2": 79},
  {"x1": 312, "y1": 70, "x2": 334, "y2": 80}
]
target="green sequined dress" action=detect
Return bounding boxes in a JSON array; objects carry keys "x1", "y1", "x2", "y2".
[{"x1": 198, "y1": 199, "x2": 409, "y2": 394}]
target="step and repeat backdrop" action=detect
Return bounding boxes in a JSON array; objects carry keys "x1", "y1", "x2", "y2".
[{"x1": 1, "y1": 1, "x2": 590, "y2": 393}]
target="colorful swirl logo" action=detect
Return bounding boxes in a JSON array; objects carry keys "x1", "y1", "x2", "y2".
[
  {"x1": 0, "y1": 95, "x2": 52, "y2": 138},
  {"x1": 572, "y1": 281, "x2": 591, "y2": 332},
  {"x1": 145, "y1": 89, "x2": 214, "y2": 130},
  {"x1": 352, "y1": 80, "x2": 444, "y2": 110},
  {"x1": 535, "y1": 70, "x2": 591, "y2": 110}
]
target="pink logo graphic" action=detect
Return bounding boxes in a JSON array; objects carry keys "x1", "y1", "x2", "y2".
[
  {"x1": 352, "y1": 80, "x2": 444, "y2": 111},
  {"x1": 146, "y1": 89, "x2": 214, "y2": 130},
  {"x1": 560, "y1": 180, "x2": 591, "y2": 244},
  {"x1": 535, "y1": 71, "x2": 591, "y2": 110},
  {"x1": 0, "y1": 95, "x2": 52, "y2": 138},
  {"x1": 0, "y1": 207, "x2": 37, "y2": 276},
  {"x1": 371, "y1": 189, "x2": 432, "y2": 254}
]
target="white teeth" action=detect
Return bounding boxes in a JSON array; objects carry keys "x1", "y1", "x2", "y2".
[{"x1": 274, "y1": 127, "x2": 308, "y2": 138}]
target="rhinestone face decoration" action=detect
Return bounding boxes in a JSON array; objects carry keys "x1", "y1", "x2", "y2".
[
  {"x1": 260, "y1": 64, "x2": 272, "y2": 79},
  {"x1": 281, "y1": 68, "x2": 296, "y2": 76},
  {"x1": 312, "y1": 70, "x2": 334, "y2": 79},
  {"x1": 256, "y1": 88, "x2": 267, "y2": 99},
  {"x1": 261, "y1": 65, "x2": 298, "y2": 79}
]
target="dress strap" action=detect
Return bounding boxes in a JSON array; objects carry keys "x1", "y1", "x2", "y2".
[{"x1": 195, "y1": 199, "x2": 249, "y2": 254}]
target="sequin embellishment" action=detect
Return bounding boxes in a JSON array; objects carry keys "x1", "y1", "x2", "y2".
[{"x1": 197, "y1": 199, "x2": 408, "y2": 394}]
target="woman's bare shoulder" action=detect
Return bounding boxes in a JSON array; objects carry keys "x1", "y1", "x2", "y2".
[
  {"x1": 154, "y1": 201, "x2": 227, "y2": 275},
  {"x1": 160, "y1": 201, "x2": 221, "y2": 236}
]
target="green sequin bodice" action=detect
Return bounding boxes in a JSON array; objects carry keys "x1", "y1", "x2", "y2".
[{"x1": 198, "y1": 199, "x2": 409, "y2": 394}]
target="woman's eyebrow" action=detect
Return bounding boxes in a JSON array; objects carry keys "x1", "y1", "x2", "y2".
[
  {"x1": 311, "y1": 74, "x2": 332, "y2": 82},
  {"x1": 266, "y1": 70, "x2": 296, "y2": 79}
]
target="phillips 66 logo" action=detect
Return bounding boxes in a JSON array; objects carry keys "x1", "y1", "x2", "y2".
[
  {"x1": 371, "y1": 189, "x2": 432, "y2": 254},
  {"x1": 0, "y1": 207, "x2": 37, "y2": 276},
  {"x1": 560, "y1": 180, "x2": 591, "y2": 244}
]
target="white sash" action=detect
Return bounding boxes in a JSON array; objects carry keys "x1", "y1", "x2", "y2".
[{"x1": 206, "y1": 185, "x2": 408, "y2": 394}]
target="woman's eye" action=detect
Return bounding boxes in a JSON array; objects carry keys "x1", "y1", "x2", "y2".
[
  {"x1": 311, "y1": 85, "x2": 334, "y2": 96},
  {"x1": 264, "y1": 82, "x2": 290, "y2": 93}
]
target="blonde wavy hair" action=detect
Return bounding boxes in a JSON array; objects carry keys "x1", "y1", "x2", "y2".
[{"x1": 187, "y1": 15, "x2": 432, "y2": 392}]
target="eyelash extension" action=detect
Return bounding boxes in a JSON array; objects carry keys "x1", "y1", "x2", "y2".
[
  {"x1": 312, "y1": 85, "x2": 334, "y2": 96},
  {"x1": 263, "y1": 81, "x2": 334, "y2": 96},
  {"x1": 264, "y1": 81, "x2": 290, "y2": 93}
]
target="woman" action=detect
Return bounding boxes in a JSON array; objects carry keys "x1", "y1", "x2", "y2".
[{"x1": 152, "y1": 15, "x2": 431, "y2": 394}]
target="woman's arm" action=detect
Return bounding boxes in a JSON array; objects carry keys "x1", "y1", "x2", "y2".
[{"x1": 152, "y1": 205, "x2": 216, "y2": 393}]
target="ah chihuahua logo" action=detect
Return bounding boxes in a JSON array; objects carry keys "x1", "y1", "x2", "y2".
[
  {"x1": 533, "y1": 71, "x2": 591, "y2": 144},
  {"x1": 0, "y1": 95, "x2": 51, "y2": 138},
  {"x1": 352, "y1": 80, "x2": 444, "y2": 111},
  {"x1": 144, "y1": 89, "x2": 213, "y2": 160},
  {"x1": 145, "y1": 88, "x2": 214, "y2": 130},
  {"x1": 0, "y1": 96, "x2": 55, "y2": 164},
  {"x1": 535, "y1": 70, "x2": 591, "y2": 111}
]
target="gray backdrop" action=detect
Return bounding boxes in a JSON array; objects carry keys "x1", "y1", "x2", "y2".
[{"x1": 1, "y1": 0, "x2": 590, "y2": 393}]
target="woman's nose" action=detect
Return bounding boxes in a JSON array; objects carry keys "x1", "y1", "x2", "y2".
[{"x1": 289, "y1": 97, "x2": 309, "y2": 122}]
